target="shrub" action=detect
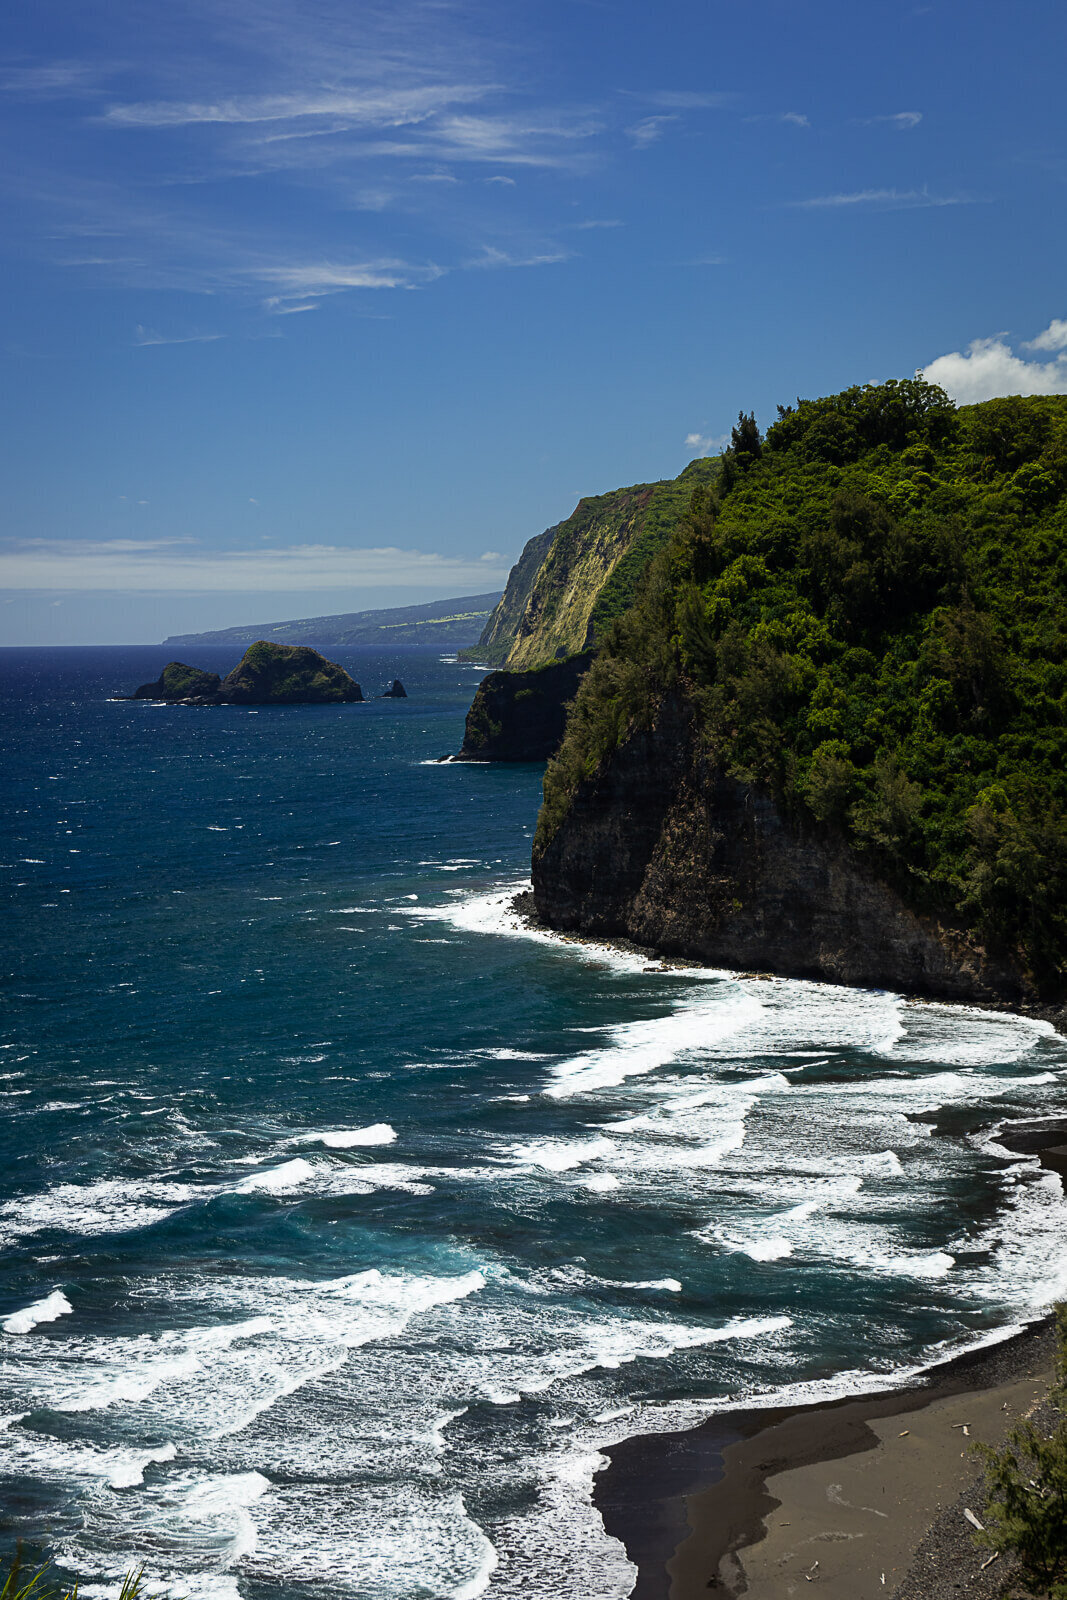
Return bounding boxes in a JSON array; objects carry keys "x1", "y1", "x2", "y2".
[{"x1": 973, "y1": 1305, "x2": 1067, "y2": 1597}]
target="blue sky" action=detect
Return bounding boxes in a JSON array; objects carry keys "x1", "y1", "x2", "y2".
[{"x1": 2, "y1": 0, "x2": 1066, "y2": 644}]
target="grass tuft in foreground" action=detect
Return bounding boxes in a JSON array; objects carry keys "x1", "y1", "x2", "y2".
[{"x1": 975, "y1": 1305, "x2": 1067, "y2": 1597}]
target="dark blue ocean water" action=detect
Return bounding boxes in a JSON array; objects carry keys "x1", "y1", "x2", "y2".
[{"x1": 2, "y1": 646, "x2": 1066, "y2": 1600}]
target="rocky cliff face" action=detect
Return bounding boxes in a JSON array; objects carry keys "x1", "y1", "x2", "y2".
[
  {"x1": 455, "y1": 654, "x2": 592, "y2": 762},
  {"x1": 505, "y1": 460, "x2": 717, "y2": 670},
  {"x1": 463, "y1": 529, "x2": 557, "y2": 666},
  {"x1": 465, "y1": 459, "x2": 717, "y2": 674},
  {"x1": 532, "y1": 694, "x2": 1041, "y2": 1009}
]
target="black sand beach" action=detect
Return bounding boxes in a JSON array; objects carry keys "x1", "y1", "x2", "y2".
[{"x1": 595, "y1": 1117, "x2": 1067, "y2": 1598}]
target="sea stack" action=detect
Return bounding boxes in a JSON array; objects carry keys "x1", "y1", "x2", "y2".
[
  {"x1": 131, "y1": 663, "x2": 222, "y2": 701},
  {"x1": 381, "y1": 679, "x2": 407, "y2": 698},
  {"x1": 217, "y1": 642, "x2": 363, "y2": 703},
  {"x1": 129, "y1": 643, "x2": 363, "y2": 704}
]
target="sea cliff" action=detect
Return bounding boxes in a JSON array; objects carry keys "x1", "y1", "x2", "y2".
[
  {"x1": 465, "y1": 458, "x2": 718, "y2": 673},
  {"x1": 531, "y1": 690, "x2": 1043, "y2": 1009},
  {"x1": 455, "y1": 653, "x2": 592, "y2": 761},
  {"x1": 531, "y1": 382, "x2": 1067, "y2": 1017}
]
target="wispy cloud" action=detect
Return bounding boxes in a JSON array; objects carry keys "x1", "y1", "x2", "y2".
[
  {"x1": 464, "y1": 246, "x2": 569, "y2": 270},
  {"x1": 135, "y1": 325, "x2": 225, "y2": 345},
  {"x1": 0, "y1": 539, "x2": 513, "y2": 593},
  {"x1": 626, "y1": 115, "x2": 676, "y2": 148},
  {"x1": 922, "y1": 320, "x2": 1067, "y2": 403},
  {"x1": 788, "y1": 186, "x2": 979, "y2": 210},
  {"x1": 573, "y1": 218, "x2": 622, "y2": 230},
  {"x1": 256, "y1": 258, "x2": 441, "y2": 303},
  {"x1": 746, "y1": 111, "x2": 810, "y2": 128},
  {"x1": 858, "y1": 111, "x2": 923, "y2": 130},
  {"x1": 0, "y1": 61, "x2": 107, "y2": 97},
  {"x1": 621, "y1": 90, "x2": 733, "y2": 110},
  {"x1": 103, "y1": 83, "x2": 494, "y2": 129}
]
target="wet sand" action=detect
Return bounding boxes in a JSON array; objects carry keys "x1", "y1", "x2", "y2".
[
  {"x1": 669, "y1": 1323, "x2": 1054, "y2": 1597},
  {"x1": 595, "y1": 1116, "x2": 1067, "y2": 1599}
]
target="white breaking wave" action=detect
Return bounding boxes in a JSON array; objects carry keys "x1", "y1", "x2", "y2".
[
  {"x1": 291, "y1": 1123, "x2": 398, "y2": 1148},
  {"x1": 3, "y1": 1289, "x2": 73, "y2": 1334}
]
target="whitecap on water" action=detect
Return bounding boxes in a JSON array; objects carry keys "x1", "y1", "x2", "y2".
[{"x1": 3, "y1": 1289, "x2": 73, "y2": 1334}]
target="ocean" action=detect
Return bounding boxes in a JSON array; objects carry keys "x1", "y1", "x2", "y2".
[{"x1": 2, "y1": 644, "x2": 1066, "y2": 1600}]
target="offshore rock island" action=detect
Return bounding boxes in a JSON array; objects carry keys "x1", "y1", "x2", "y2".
[
  {"x1": 465, "y1": 380, "x2": 1067, "y2": 1018},
  {"x1": 132, "y1": 641, "x2": 364, "y2": 704}
]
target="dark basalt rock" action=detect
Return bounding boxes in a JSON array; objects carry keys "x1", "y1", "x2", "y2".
[
  {"x1": 532, "y1": 692, "x2": 1055, "y2": 1013},
  {"x1": 455, "y1": 652, "x2": 592, "y2": 762},
  {"x1": 381, "y1": 679, "x2": 407, "y2": 698},
  {"x1": 131, "y1": 662, "x2": 222, "y2": 701}
]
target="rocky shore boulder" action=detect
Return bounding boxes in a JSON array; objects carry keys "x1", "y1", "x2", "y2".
[
  {"x1": 131, "y1": 662, "x2": 222, "y2": 701},
  {"x1": 218, "y1": 642, "x2": 363, "y2": 703}
]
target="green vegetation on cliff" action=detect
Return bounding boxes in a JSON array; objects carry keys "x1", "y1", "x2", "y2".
[
  {"x1": 462, "y1": 529, "x2": 557, "y2": 665},
  {"x1": 478, "y1": 458, "x2": 719, "y2": 671},
  {"x1": 539, "y1": 381, "x2": 1067, "y2": 993}
]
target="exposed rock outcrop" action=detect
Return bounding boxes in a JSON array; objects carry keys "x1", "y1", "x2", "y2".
[
  {"x1": 381, "y1": 679, "x2": 407, "y2": 698},
  {"x1": 131, "y1": 662, "x2": 222, "y2": 700},
  {"x1": 532, "y1": 694, "x2": 1045, "y2": 1010},
  {"x1": 461, "y1": 528, "x2": 557, "y2": 666},
  {"x1": 455, "y1": 653, "x2": 593, "y2": 762}
]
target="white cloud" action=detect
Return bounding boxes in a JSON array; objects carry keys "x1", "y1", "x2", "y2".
[
  {"x1": 790, "y1": 186, "x2": 976, "y2": 209},
  {"x1": 464, "y1": 246, "x2": 569, "y2": 270},
  {"x1": 921, "y1": 323, "x2": 1067, "y2": 403},
  {"x1": 255, "y1": 259, "x2": 438, "y2": 298},
  {"x1": 622, "y1": 90, "x2": 733, "y2": 111},
  {"x1": 685, "y1": 431, "x2": 729, "y2": 456},
  {"x1": 0, "y1": 61, "x2": 104, "y2": 97},
  {"x1": 860, "y1": 111, "x2": 923, "y2": 130},
  {"x1": 626, "y1": 115, "x2": 677, "y2": 147},
  {"x1": 780, "y1": 111, "x2": 810, "y2": 127},
  {"x1": 0, "y1": 539, "x2": 513, "y2": 593},
  {"x1": 135, "y1": 325, "x2": 225, "y2": 346},
  {"x1": 1023, "y1": 317, "x2": 1067, "y2": 353},
  {"x1": 103, "y1": 84, "x2": 493, "y2": 129}
]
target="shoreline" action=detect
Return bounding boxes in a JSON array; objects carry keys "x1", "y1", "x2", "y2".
[
  {"x1": 510, "y1": 891, "x2": 1067, "y2": 1035},
  {"x1": 501, "y1": 890, "x2": 1067, "y2": 1595},
  {"x1": 593, "y1": 1117, "x2": 1067, "y2": 1600}
]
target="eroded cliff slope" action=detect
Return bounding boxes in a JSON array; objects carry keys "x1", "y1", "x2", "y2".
[{"x1": 468, "y1": 458, "x2": 718, "y2": 673}]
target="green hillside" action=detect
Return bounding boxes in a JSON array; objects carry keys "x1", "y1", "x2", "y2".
[
  {"x1": 539, "y1": 381, "x2": 1067, "y2": 993},
  {"x1": 163, "y1": 592, "x2": 501, "y2": 652}
]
